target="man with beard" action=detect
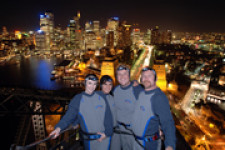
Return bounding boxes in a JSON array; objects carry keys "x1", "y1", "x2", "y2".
[{"x1": 131, "y1": 67, "x2": 176, "y2": 150}]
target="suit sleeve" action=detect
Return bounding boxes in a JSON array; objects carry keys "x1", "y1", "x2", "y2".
[
  {"x1": 133, "y1": 84, "x2": 144, "y2": 100},
  {"x1": 55, "y1": 94, "x2": 82, "y2": 130},
  {"x1": 152, "y1": 93, "x2": 176, "y2": 149}
]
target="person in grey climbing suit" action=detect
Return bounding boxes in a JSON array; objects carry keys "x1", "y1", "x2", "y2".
[
  {"x1": 113, "y1": 65, "x2": 143, "y2": 150},
  {"x1": 97, "y1": 75, "x2": 121, "y2": 150},
  {"x1": 49, "y1": 74, "x2": 113, "y2": 150},
  {"x1": 131, "y1": 67, "x2": 176, "y2": 150}
]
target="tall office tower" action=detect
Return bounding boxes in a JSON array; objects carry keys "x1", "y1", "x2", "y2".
[
  {"x1": 144, "y1": 29, "x2": 151, "y2": 45},
  {"x1": 27, "y1": 31, "x2": 36, "y2": 50},
  {"x1": 40, "y1": 11, "x2": 55, "y2": 50},
  {"x1": 151, "y1": 26, "x2": 160, "y2": 45},
  {"x1": 106, "y1": 31, "x2": 114, "y2": 50},
  {"x1": 54, "y1": 26, "x2": 65, "y2": 50},
  {"x1": 132, "y1": 28, "x2": 141, "y2": 45},
  {"x1": 100, "y1": 28, "x2": 106, "y2": 47},
  {"x1": 69, "y1": 20, "x2": 76, "y2": 49},
  {"x1": 35, "y1": 30, "x2": 47, "y2": 50},
  {"x1": 2, "y1": 26, "x2": 9, "y2": 40},
  {"x1": 93, "y1": 21, "x2": 100, "y2": 36},
  {"x1": 107, "y1": 17, "x2": 119, "y2": 47},
  {"x1": 85, "y1": 21, "x2": 93, "y2": 32},
  {"x1": 74, "y1": 11, "x2": 82, "y2": 50},
  {"x1": 75, "y1": 29, "x2": 82, "y2": 50},
  {"x1": 85, "y1": 31, "x2": 96, "y2": 50},
  {"x1": 117, "y1": 22, "x2": 132, "y2": 49},
  {"x1": 161, "y1": 30, "x2": 172, "y2": 44},
  {"x1": 74, "y1": 11, "x2": 81, "y2": 30}
]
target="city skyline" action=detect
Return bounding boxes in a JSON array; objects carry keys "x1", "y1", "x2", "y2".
[{"x1": 1, "y1": 0, "x2": 225, "y2": 33}]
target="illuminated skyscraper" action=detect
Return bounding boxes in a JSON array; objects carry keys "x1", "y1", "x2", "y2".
[
  {"x1": 117, "y1": 22, "x2": 132, "y2": 49},
  {"x1": 106, "y1": 31, "x2": 114, "y2": 49},
  {"x1": 161, "y1": 30, "x2": 172, "y2": 44},
  {"x1": 93, "y1": 21, "x2": 100, "y2": 35},
  {"x1": 2, "y1": 26, "x2": 9, "y2": 40},
  {"x1": 74, "y1": 11, "x2": 81, "y2": 30},
  {"x1": 74, "y1": 11, "x2": 82, "y2": 50},
  {"x1": 143, "y1": 29, "x2": 151, "y2": 45},
  {"x1": 151, "y1": 26, "x2": 160, "y2": 44},
  {"x1": 35, "y1": 30, "x2": 47, "y2": 50},
  {"x1": 85, "y1": 21, "x2": 93, "y2": 32},
  {"x1": 69, "y1": 20, "x2": 76, "y2": 49},
  {"x1": 40, "y1": 11, "x2": 55, "y2": 50},
  {"x1": 132, "y1": 28, "x2": 141, "y2": 45},
  {"x1": 107, "y1": 17, "x2": 119, "y2": 47}
]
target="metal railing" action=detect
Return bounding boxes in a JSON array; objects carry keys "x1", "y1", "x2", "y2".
[{"x1": 10, "y1": 125, "x2": 82, "y2": 150}]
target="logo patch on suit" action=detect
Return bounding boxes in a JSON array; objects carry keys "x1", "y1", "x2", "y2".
[
  {"x1": 140, "y1": 106, "x2": 145, "y2": 111},
  {"x1": 95, "y1": 105, "x2": 103, "y2": 109},
  {"x1": 124, "y1": 99, "x2": 132, "y2": 104}
]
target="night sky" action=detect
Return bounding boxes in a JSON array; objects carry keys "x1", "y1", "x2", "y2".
[{"x1": 1, "y1": 0, "x2": 225, "y2": 33}]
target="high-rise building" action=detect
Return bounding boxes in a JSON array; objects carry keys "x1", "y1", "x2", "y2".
[
  {"x1": 40, "y1": 11, "x2": 55, "y2": 50},
  {"x1": 85, "y1": 21, "x2": 93, "y2": 32},
  {"x1": 2, "y1": 26, "x2": 9, "y2": 40},
  {"x1": 106, "y1": 31, "x2": 114, "y2": 49},
  {"x1": 132, "y1": 28, "x2": 141, "y2": 45},
  {"x1": 107, "y1": 17, "x2": 119, "y2": 47},
  {"x1": 144, "y1": 29, "x2": 151, "y2": 45},
  {"x1": 74, "y1": 11, "x2": 81, "y2": 30},
  {"x1": 93, "y1": 21, "x2": 100, "y2": 36},
  {"x1": 117, "y1": 22, "x2": 132, "y2": 49},
  {"x1": 35, "y1": 30, "x2": 47, "y2": 50},
  {"x1": 151, "y1": 26, "x2": 160, "y2": 44},
  {"x1": 69, "y1": 20, "x2": 76, "y2": 49}
]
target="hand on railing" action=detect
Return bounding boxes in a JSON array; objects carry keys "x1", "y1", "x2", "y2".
[
  {"x1": 10, "y1": 125, "x2": 79, "y2": 150},
  {"x1": 49, "y1": 127, "x2": 61, "y2": 139},
  {"x1": 49, "y1": 125, "x2": 79, "y2": 139}
]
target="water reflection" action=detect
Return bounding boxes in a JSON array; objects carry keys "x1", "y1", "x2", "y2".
[{"x1": 0, "y1": 55, "x2": 64, "y2": 90}]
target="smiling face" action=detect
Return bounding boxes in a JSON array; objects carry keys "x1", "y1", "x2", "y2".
[
  {"x1": 117, "y1": 70, "x2": 130, "y2": 87},
  {"x1": 85, "y1": 80, "x2": 97, "y2": 94},
  {"x1": 141, "y1": 70, "x2": 157, "y2": 91},
  {"x1": 102, "y1": 81, "x2": 113, "y2": 94}
]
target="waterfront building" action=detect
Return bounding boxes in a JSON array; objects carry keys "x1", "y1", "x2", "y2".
[
  {"x1": 40, "y1": 11, "x2": 55, "y2": 50},
  {"x1": 35, "y1": 30, "x2": 47, "y2": 50}
]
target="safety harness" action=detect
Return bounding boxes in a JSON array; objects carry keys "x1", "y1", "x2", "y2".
[
  {"x1": 115, "y1": 121, "x2": 160, "y2": 148},
  {"x1": 79, "y1": 130, "x2": 101, "y2": 140}
]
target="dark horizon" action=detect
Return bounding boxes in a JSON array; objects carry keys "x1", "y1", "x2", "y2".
[{"x1": 1, "y1": 0, "x2": 225, "y2": 33}]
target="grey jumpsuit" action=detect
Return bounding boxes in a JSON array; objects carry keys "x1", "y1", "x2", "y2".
[{"x1": 55, "y1": 91, "x2": 113, "y2": 150}]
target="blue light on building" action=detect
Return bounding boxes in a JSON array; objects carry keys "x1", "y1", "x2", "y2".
[{"x1": 113, "y1": 17, "x2": 119, "y2": 21}]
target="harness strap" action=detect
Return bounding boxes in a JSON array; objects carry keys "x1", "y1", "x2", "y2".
[
  {"x1": 79, "y1": 130, "x2": 101, "y2": 140},
  {"x1": 136, "y1": 132, "x2": 160, "y2": 142},
  {"x1": 117, "y1": 121, "x2": 131, "y2": 127}
]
